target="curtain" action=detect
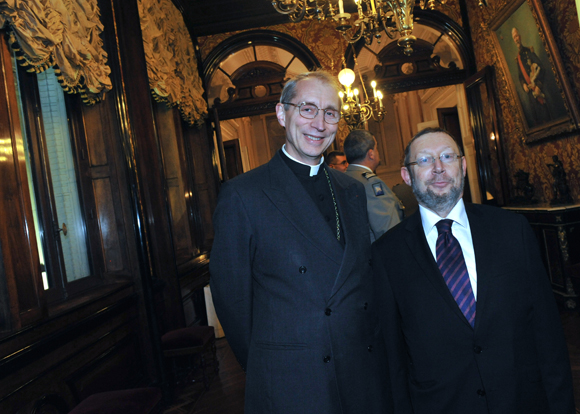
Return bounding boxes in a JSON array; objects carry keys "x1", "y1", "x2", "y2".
[
  {"x1": 0, "y1": 0, "x2": 112, "y2": 105},
  {"x1": 138, "y1": 0, "x2": 208, "y2": 127}
]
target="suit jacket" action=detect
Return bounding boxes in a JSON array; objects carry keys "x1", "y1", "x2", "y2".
[
  {"x1": 210, "y1": 152, "x2": 391, "y2": 414},
  {"x1": 345, "y1": 165, "x2": 403, "y2": 242},
  {"x1": 371, "y1": 203, "x2": 575, "y2": 414}
]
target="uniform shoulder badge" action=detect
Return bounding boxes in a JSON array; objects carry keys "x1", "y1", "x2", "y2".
[
  {"x1": 362, "y1": 172, "x2": 377, "y2": 180},
  {"x1": 372, "y1": 182, "x2": 385, "y2": 196}
]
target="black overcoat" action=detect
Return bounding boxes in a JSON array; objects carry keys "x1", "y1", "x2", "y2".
[{"x1": 210, "y1": 152, "x2": 391, "y2": 413}]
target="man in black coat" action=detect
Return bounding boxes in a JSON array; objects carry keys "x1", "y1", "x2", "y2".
[
  {"x1": 372, "y1": 127, "x2": 575, "y2": 413},
  {"x1": 210, "y1": 71, "x2": 391, "y2": 414}
]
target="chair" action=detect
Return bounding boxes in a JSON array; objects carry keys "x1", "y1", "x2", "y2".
[
  {"x1": 161, "y1": 325, "x2": 219, "y2": 389},
  {"x1": 68, "y1": 387, "x2": 163, "y2": 414}
]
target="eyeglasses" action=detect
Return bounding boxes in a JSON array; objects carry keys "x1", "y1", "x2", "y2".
[
  {"x1": 331, "y1": 160, "x2": 348, "y2": 166},
  {"x1": 406, "y1": 153, "x2": 462, "y2": 168},
  {"x1": 281, "y1": 102, "x2": 341, "y2": 124}
]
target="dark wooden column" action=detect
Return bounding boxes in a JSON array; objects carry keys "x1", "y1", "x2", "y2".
[{"x1": 99, "y1": 0, "x2": 187, "y2": 388}]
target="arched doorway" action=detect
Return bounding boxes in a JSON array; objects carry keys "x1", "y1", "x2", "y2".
[{"x1": 203, "y1": 30, "x2": 321, "y2": 176}]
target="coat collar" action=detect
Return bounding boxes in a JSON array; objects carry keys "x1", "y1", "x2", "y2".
[
  {"x1": 262, "y1": 153, "x2": 345, "y2": 266},
  {"x1": 262, "y1": 153, "x2": 367, "y2": 298}
]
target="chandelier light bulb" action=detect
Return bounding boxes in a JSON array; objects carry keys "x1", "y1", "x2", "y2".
[{"x1": 338, "y1": 68, "x2": 356, "y2": 87}]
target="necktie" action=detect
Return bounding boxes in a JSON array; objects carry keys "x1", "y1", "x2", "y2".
[{"x1": 435, "y1": 219, "x2": 476, "y2": 327}]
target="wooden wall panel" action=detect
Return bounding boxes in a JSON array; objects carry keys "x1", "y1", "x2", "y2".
[
  {"x1": 82, "y1": 101, "x2": 109, "y2": 167},
  {"x1": 0, "y1": 285, "x2": 143, "y2": 413},
  {"x1": 184, "y1": 123, "x2": 218, "y2": 249},
  {"x1": 0, "y1": 27, "x2": 45, "y2": 329},
  {"x1": 93, "y1": 178, "x2": 124, "y2": 273}
]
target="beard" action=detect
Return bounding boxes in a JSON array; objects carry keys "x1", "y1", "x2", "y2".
[{"x1": 410, "y1": 170, "x2": 464, "y2": 215}]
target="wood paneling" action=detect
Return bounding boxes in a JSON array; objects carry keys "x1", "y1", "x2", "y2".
[
  {"x1": 93, "y1": 178, "x2": 124, "y2": 273},
  {"x1": 0, "y1": 24, "x2": 45, "y2": 330}
]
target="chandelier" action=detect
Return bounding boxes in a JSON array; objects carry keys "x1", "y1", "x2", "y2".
[
  {"x1": 271, "y1": 0, "x2": 447, "y2": 55},
  {"x1": 337, "y1": 53, "x2": 384, "y2": 130}
]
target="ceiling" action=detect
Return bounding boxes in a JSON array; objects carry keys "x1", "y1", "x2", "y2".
[
  {"x1": 177, "y1": 0, "x2": 360, "y2": 37},
  {"x1": 178, "y1": 0, "x2": 289, "y2": 37}
]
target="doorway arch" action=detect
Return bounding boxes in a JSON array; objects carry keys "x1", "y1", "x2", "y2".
[
  {"x1": 203, "y1": 30, "x2": 322, "y2": 176},
  {"x1": 203, "y1": 30, "x2": 321, "y2": 119}
]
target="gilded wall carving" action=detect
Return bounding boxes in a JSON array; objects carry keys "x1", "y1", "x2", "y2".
[{"x1": 466, "y1": 0, "x2": 580, "y2": 204}]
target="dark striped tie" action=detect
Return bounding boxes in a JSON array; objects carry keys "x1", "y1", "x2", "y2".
[{"x1": 436, "y1": 219, "x2": 476, "y2": 327}]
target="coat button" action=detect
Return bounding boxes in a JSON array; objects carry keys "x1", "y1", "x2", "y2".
[
  {"x1": 323, "y1": 356, "x2": 331, "y2": 363},
  {"x1": 363, "y1": 302, "x2": 368, "y2": 310},
  {"x1": 367, "y1": 345, "x2": 373, "y2": 352},
  {"x1": 368, "y1": 259, "x2": 372, "y2": 266},
  {"x1": 477, "y1": 389, "x2": 486, "y2": 396},
  {"x1": 473, "y1": 345, "x2": 482, "y2": 354},
  {"x1": 325, "y1": 308, "x2": 332, "y2": 316},
  {"x1": 299, "y1": 266, "x2": 307, "y2": 274}
]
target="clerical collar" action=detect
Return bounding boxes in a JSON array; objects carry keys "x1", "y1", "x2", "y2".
[{"x1": 282, "y1": 144, "x2": 323, "y2": 177}]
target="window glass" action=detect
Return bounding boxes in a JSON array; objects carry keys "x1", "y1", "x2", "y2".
[
  {"x1": 36, "y1": 69, "x2": 90, "y2": 282},
  {"x1": 13, "y1": 60, "x2": 49, "y2": 289},
  {"x1": 13, "y1": 62, "x2": 91, "y2": 291}
]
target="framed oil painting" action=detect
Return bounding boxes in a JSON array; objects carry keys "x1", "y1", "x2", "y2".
[{"x1": 490, "y1": 0, "x2": 580, "y2": 143}]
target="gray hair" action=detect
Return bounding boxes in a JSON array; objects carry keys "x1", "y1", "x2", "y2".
[
  {"x1": 343, "y1": 129, "x2": 375, "y2": 164},
  {"x1": 280, "y1": 71, "x2": 341, "y2": 110},
  {"x1": 403, "y1": 127, "x2": 463, "y2": 166}
]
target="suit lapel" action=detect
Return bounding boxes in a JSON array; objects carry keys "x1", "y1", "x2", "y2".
[
  {"x1": 405, "y1": 212, "x2": 473, "y2": 330},
  {"x1": 328, "y1": 170, "x2": 365, "y2": 298},
  {"x1": 262, "y1": 154, "x2": 344, "y2": 266}
]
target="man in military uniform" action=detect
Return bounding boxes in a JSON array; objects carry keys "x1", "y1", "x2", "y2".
[
  {"x1": 512, "y1": 27, "x2": 551, "y2": 127},
  {"x1": 344, "y1": 129, "x2": 404, "y2": 242}
]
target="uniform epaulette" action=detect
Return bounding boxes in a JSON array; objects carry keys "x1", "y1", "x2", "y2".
[{"x1": 362, "y1": 172, "x2": 377, "y2": 180}]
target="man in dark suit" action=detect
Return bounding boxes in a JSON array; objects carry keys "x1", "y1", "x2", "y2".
[
  {"x1": 210, "y1": 71, "x2": 390, "y2": 414},
  {"x1": 372, "y1": 127, "x2": 575, "y2": 413}
]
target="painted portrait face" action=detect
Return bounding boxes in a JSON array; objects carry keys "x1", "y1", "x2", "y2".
[
  {"x1": 512, "y1": 27, "x2": 521, "y2": 48},
  {"x1": 401, "y1": 131, "x2": 466, "y2": 217},
  {"x1": 275, "y1": 78, "x2": 340, "y2": 165}
]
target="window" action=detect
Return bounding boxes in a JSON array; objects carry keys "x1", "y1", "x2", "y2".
[{"x1": 14, "y1": 62, "x2": 99, "y2": 302}]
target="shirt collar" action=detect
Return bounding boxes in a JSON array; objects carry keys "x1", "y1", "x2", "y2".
[
  {"x1": 420, "y1": 198, "x2": 467, "y2": 234},
  {"x1": 282, "y1": 144, "x2": 323, "y2": 177},
  {"x1": 350, "y1": 163, "x2": 373, "y2": 173}
]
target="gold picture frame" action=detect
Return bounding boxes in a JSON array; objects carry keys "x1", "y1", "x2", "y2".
[{"x1": 490, "y1": 0, "x2": 580, "y2": 143}]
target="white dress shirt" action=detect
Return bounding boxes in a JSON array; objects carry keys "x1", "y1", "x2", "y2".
[{"x1": 419, "y1": 199, "x2": 478, "y2": 299}]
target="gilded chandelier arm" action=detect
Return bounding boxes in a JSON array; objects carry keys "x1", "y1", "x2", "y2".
[{"x1": 272, "y1": 0, "x2": 300, "y2": 15}]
